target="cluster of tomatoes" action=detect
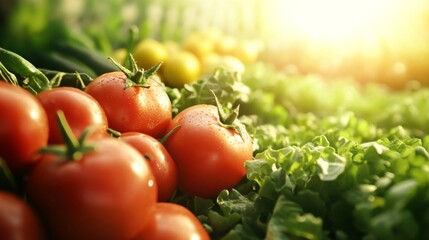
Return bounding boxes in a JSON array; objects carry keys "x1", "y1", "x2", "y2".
[
  {"x1": 113, "y1": 30, "x2": 263, "y2": 89},
  {"x1": 0, "y1": 57, "x2": 253, "y2": 239}
]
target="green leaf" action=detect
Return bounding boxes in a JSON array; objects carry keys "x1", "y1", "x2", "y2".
[
  {"x1": 295, "y1": 190, "x2": 328, "y2": 218},
  {"x1": 192, "y1": 196, "x2": 215, "y2": 216},
  {"x1": 266, "y1": 195, "x2": 325, "y2": 240},
  {"x1": 222, "y1": 224, "x2": 263, "y2": 240},
  {"x1": 208, "y1": 210, "x2": 241, "y2": 234},
  {"x1": 312, "y1": 135, "x2": 330, "y2": 147},
  {"x1": 369, "y1": 209, "x2": 419, "y2": 240},
  {"x1": 217, "y1": 189, "x2": 255, "y2": 216},
  {"x1": 169, "y1": 68, "x2": 250, "y2": 115},
  {"x1": 316, "y1": 153, "x2": 346, "y2": 181},
  {"x1": 385, "y1": 180, "x2": 418, "y2": 209},
  {"x1": 245, "y1": 159, "x2": 275, "y2": 186},
  {"x1": 362, "y1": 141, "x2": 389, "y2": 156}
]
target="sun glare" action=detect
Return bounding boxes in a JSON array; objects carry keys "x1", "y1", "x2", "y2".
[
  {"x1": 261, "y1": 0, "x2": 429, "y2": 83},
  {"x1": 266, "y1": 0, "x2": 428, "y2": 51},
  {"x1": 279, "y1": 0, "x2": 405, "y2": 43}
]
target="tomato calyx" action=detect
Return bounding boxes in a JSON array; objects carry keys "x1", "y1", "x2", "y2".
[
  {"x1": 159, "y1": 125, "x2": 181, "y2": 144},
  {"x1": 48, "y1": 71, "x2": 88, "y2": 90},
  {"x1": 109, "y1": 53, "x2": 162, "y2": 89},
  {"x1": 107, "y1": 128, "x2": 122, "y2": 138},
  {"x1": 39, "y1": 111, "x2": 95, "y2": 161},
  {"x1": 211, "y1": 90, "x2": 247, "y2": 141}
]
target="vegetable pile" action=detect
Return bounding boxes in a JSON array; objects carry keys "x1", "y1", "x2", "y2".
[{"x1": 1, "y1": 37, "x2": 429, "y2": 240}]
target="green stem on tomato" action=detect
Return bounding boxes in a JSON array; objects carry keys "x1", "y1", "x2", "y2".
[
  {"x1": 39, "y1": 111, "x2": 95, "y2": 161},
  {"x1": 41, "y1": 69, "x2": 92, "y2": 90},
  {"x1": 108, "y1": 53, "x2": 162, "y2": 89},
  {"x1": 211, "y1": 90, "x2": 239, "y2": 126},
  {"x1": 211, "y1": 90, "x2": 247, "y2": 141},
  {"x1": 159, "y1": 125, "x2": 181, "y2": 144},
  {"x1": 50, "y1": 72, "x2": 88, "y2": 90},
  {"x1": 107, "y1": 128, "x2": 122, "y2": 138}
]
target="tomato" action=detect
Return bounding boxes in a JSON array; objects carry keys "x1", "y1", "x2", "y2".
[
  {"x1": 26, "y1": 137, "x2": 158, "y2": 240},
  {"x1": 111, "y1": 48, "x2": 127, "y2": 64},
  {"x1": 0, "y1": 191, "x2": 46, "y2": 240},
  {"x1": 85, "y1": 71, "x2": 172, "y2": 138},
  {"x1": 214, "y1": 35, "x2": 237, "y2": 56},
  {"x1": 201, "y1": 53, "x2": 221, "y2": 74},
  {"x1": 120, "y1": 132, "x2": 178, "y2": 202},
  {"x1": 162, "y1": 50, "x2": 201, "y2": 88},
  {"x1": 201, "y1": 53, "x2": 245, "y2": 75},
  {"x1": 164, "y1": 104, "x2": 253, "y2": 198},
  {"x1": 182, "y1": 32, "x2": 215, "y2": 61},
  {"x1": 37, "y1": 87, "x2": 109, "y2": 144},
  {"x1": 0, "y1": 82, "x2": 48, "y2": 175},
  {"x1": 162, "y1": 40, "x2": 181, "y2": 56},
  {"x1": 135, "y1": 202, "x2": 210, "y2": 240},
  {"x1": 220, "y1": 55, "x2": 245, "y2": 73},
  {"x1": 133, "y1": 39, "x2": 168, "y2": 73},
  {"x1": 231, "y1": 40, "x2": 262, "y2": 65}
]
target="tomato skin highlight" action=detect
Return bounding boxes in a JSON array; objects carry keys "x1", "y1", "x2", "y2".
[
  {"x1": 85, "y1": 71, "x2": 172, "y2": 138},
  {"x1": 0, "y1": 82, "x2": 49, "y2": 175},
  {"x1": 36, "y1": 87, "x2": 109, "y2": 144},
  {"x1": 164, "y1": 104, "x2": 253, "y2": 198},
  {"x1": 134, "y1": 202, "x2": 210, "y2": 240},
  {"x1": 120, "y1": 132, "x2": 178, "y2": 202},
  {"x1": 26, "y1": 138, "x2": 158, "y2": 240},
  {"x1": 0, "y1": 191, "x2": 46, "y2": 240}
]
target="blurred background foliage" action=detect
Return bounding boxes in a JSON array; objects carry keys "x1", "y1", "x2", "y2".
[{"x1": 1, "y1": 0, "x2": 429, "y2": 88}]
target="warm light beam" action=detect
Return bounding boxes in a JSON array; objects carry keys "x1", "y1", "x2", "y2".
[{"x1": 279, "y1": 0, "x2": 404, "y2": 43}]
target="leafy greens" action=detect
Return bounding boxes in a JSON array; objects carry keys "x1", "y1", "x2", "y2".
[{"x1": 169, "y1": 64, "x2": 429, "y2": 240}]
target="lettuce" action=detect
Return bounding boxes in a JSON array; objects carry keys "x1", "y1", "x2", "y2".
[{"x1": 169, "y1": 66, "x2": 429, "y2": 239}]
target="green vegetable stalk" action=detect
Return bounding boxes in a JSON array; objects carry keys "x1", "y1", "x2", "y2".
[{"x1": 0, "y1": 47, "x2": 50, "y2": 94}]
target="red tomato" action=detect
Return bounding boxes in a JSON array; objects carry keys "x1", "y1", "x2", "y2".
[
  {"x1": 0, "y1": 191, "x2": 46, "y2": 240},
  {"x1": 36, "y1": 87, "x2": 109, "y2": 144},
  {"x1": 0, "y1": 82, "x2": 48, "y2": 175},
  {"x1": 26, "y1": 138, "x2": 158, "y2": 240},
  {"x1": 164, "y1": 104, "x2": 253, "y2": 198},
  {"x1": 120, "y1": 132, "x2": 178, "y2": 202},
  {"x1": 85, "y1": 72, "x2": 172, "y2": 138},
  {"x1": 135, "y1": 202, "x2": 210, "y2": 240}
]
